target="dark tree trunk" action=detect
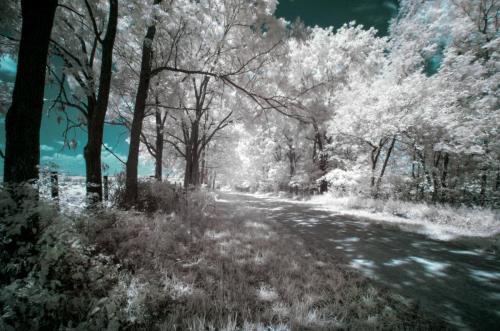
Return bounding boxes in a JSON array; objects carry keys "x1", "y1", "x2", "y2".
[
  {"x1": 479, "y1": 172, "x2": 487, "y2": 206},
  {"x1": 184, "y1": 153, "x2": 200, "y2": 188},
  {"x1": 375, "y1": 136, "x2": 396, "y2": 196},
  {"x1": 431, "y1": 152, "x2": 442, "y2": 202},
  {"x1": 154, "y1": 108, "x2": 164, "y2": 181},
  {"x1": 84, "y1": 0, "x2": 118, "y2": 204},
  {"x1": 370, "y1": 144, "x2": 383, "y2": 188},
  {"x1": 286, "y1": 136, "x2": 296, "y2": 179},
  {"x1": 419, "y1": 151, "x2": 433, "y2": 201},
  {"x1": 495, "y1": 168, "x2": 500, "y2": 192},
  {"x1": 441, "y1": 153, "x2": 449, "y2": 201},
  {"x1": 312, "y1": 121, "x2": 328, "y2": 193},
  {"x1": 369, "y1": 138, "x2": 388, "y2": 196},
  {"x1": 84, "y1": 98, "x2": 104, "y2": 202},
  {"x1": 200, "y1": 143, "x2": 207, "y2": 185},
  {"x1": 183, "y1": 124, "x2": 202, "y2": 188},
  {"x1": 4, "y1": 0, "x2": 58, "y2": 185},
  {"x1": 441, "y1": 153, "x2": 449, "y2": 187},
  {"x1": 211, "y1": 172, "x2": 217, "y2": 190},
  {"x1": 189, "y1": 120, "x2": 200, "y2": 187},
  {"x1": 125, "y1": 0, "x2": 161, "y2": 206},
  {"x1": 183, "y1": 76, "x2": 209, "y2": 189},
  {"x1": 184, "y1": 143, "x2": 193, "y2": 188}
]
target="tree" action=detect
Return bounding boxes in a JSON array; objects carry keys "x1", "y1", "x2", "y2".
[
  {"x1": 49, "y1": 0, "x2": 118, "y2": 204},
  {"x1": 133, "y1": 0, "x2": 287, "y2": 189},
  {"x1": 3, "y1": 0, "x2": 58, "y2": 185},
  {"x1": 124, "y1": 0, "x2": 164, "y2": 206},
  {"x1": 284, "y1": 23, "x2": 388, "y2": 192}
]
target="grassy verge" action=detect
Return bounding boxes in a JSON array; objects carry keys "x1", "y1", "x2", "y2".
[
  {"x1": 290, "y1": 193, "x2": 500, "y2": 242},
  {"x1": 1, "y1": 189, "x2": 448, "y2": 330}
]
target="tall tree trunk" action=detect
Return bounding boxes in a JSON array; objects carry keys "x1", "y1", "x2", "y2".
[
  {"x1": 431, "y1": 152, "x2": 442, "y2": 202},
  {"x1": 441, "y1": 153, "x2": 449, "y2": 187},
  {"x1": 124, "y1": 0, "x2": 161, "y2": 206},
  {"x1": 211, "y1": 172, "x2": 217, "y2": 190},
  {"x1": 375, "y1": 136, "x2": 396, "y2": 196},
  {"x1": 190, "y1": 121, "x2": 200, "y2": 187},
  {"x1": 495, "y1": 168, "x2": 500, "y2": 192},
  {"x1": 369, "y1": 138, "x2": 387, "y2": 196},
  {"x1": 4, "y1": 0, "x2": 58, "y2": 185},
  {"x1": 183, "y1": 76, "x2": 208, "y2": 189},
  {"x1": 184, "y1": 143, "x2": 193, "y2": 188},
  {"x1": 2, "y1": 0, "x2": 58, "y2": 277},
  {"x1": 441, "y1": 153, "x2": 449, "y2": 201},
  {"x1": 370, "y1": 143, "x2": 383, "y2": 188},
  {"x1": 312, "y1": 121, "x2": 327, "y2": 193},
  {"x1": 479, "y1": 171, "x2": 487, "y2": 206},
  {"x1": 420, "y1": 152, "x2": 433, "y2": 201},
  {"x1": 154, "y1": 108, "x2": 164, "y2": 181},
  {"x1": 84, "y1": 0, "x2": 118, "y2": 204},
  {"x1": 200, "y1": 142, "x2": 207, "y2": 185}
]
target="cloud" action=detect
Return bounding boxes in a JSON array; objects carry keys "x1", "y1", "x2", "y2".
[
  {"x1": 39, "y1": 149, "x2": 153, "y2": 177},
  {"x1": 353, "y1": 3, "x2": 377, "y2": 12},
  {"x1": 41, "y1": 153, "x2": 84, "y2": 162},
  {"x1": 40, "y1": 144, "x2": 55, "y2": 152},
  {"x1": 41, "y1": 153, "x2": 85, "y2": 175},
  {"x1": 383, "y1": 1, "x2": 398, "y2": 12}
]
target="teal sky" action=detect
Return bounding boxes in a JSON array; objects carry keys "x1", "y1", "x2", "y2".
[
  {"x1": 0, "y1": 0, "x2": 398, "y2": 177},
  {"x1": 276, "y1": 0, "x2": 398, "y2": 36}
]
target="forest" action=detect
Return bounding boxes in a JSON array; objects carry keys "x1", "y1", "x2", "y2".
[{"x1": 0, "y1": 0, "x2": 499, "y2": 330}]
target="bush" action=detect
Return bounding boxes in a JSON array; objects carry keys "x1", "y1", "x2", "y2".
[
  {"x1": 0, "y1": 187, "x2": 129, "y2": 331},
  {"x1": 112, "y1": 173, "x2": 180, "y2": 213}
]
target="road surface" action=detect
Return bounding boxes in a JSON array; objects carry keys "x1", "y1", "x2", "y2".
[{"x1": 216, "y1": 192, "x2": 500, "y2": 331}]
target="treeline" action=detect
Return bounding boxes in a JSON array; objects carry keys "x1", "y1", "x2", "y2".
[
  {"x1": 217, "y1": 0, "x2": 499, "y2": 208},
  {"x1": 1, "y1": 0, "x2": 286, "y2": 207},
  {"x1": 2, "y1": 0, "x2": 499, "y2": 210}
]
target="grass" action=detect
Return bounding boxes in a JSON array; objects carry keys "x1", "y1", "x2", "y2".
[
  {"x1": 301, "y1": 193, "x2": 500, "y2": 241},
  {"x1": 82, "y1": 192, "x2": 448, "y2": 330},
  {"x1": 0, "y1": 186, "x2": 449, "y2": 330}
]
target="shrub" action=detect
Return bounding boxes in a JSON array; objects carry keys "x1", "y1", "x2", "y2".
[
  {"x1": 112, "y1": 173, "x2": 180, "y2": 213},
  {"x1": 0, "y1": 187, "x2": 131, "y2": 331}
]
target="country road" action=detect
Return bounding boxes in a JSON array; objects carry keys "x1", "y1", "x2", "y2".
[{"x1": 216, "y1": 192, "x2": 500, "y2": 331}]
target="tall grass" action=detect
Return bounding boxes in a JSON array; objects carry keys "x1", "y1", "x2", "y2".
[
  {"x1": 0, "y1": 186, "x2": 447, "y2": 330},
  {"x1": 308, "y1": 192, "x2": 500, "y2": 240}
]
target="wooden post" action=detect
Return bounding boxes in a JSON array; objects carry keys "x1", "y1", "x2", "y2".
[
  {"x1": 50, "y1": 171, "x2": 59, "y2": 200},
  {"x1": 103, "y1": 175, "x2": 109, "y2": 201}
]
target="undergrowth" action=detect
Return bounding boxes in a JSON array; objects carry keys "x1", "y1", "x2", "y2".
[
  {"x1": 304, "y1": 192, "x2": 500, "y2": 240},
  {"x1": 0, "y1": 184, "x2": 448, "y2": 330}
]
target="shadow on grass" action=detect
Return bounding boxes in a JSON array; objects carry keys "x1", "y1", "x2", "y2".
[{"x1": 224, "y1": 192, "x2": 500, "y2": 330}]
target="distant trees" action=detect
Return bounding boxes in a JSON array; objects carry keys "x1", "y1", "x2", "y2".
[
  {"x1": 326, "y1": 0, "x2": 500, "y2": 205},
  {"x1": 116, "y1": 0, "x2": 286, "y2": 198},
  {"x1": 2, "y1": 0, "x2": 497, "y2": 209},
  {"x1": 224, "y1": 0, "x2": 498, "y2": 207}
]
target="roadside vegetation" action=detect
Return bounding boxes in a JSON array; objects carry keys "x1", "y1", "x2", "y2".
[
  {"x1": 308, "y1": 192, "x2": 499, "y2": 243},
  {"x1": 0, "y1": 182, "x2": 449, "y2": 330}
]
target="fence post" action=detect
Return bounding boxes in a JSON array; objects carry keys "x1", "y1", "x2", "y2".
[
  {"x1": 50, "y1": 171, "x2": 59, "y2": 200},
  {"x1": 103, "y1": 175, "x2": 109, "y2": 201}
]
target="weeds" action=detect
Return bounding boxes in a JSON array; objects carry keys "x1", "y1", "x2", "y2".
[
  {"x1": 306, "y1": 193, "x2": 500, "y2": 241},
  {"x1": 0, "y1": 185, "x2": 448, "y2": 330}
]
